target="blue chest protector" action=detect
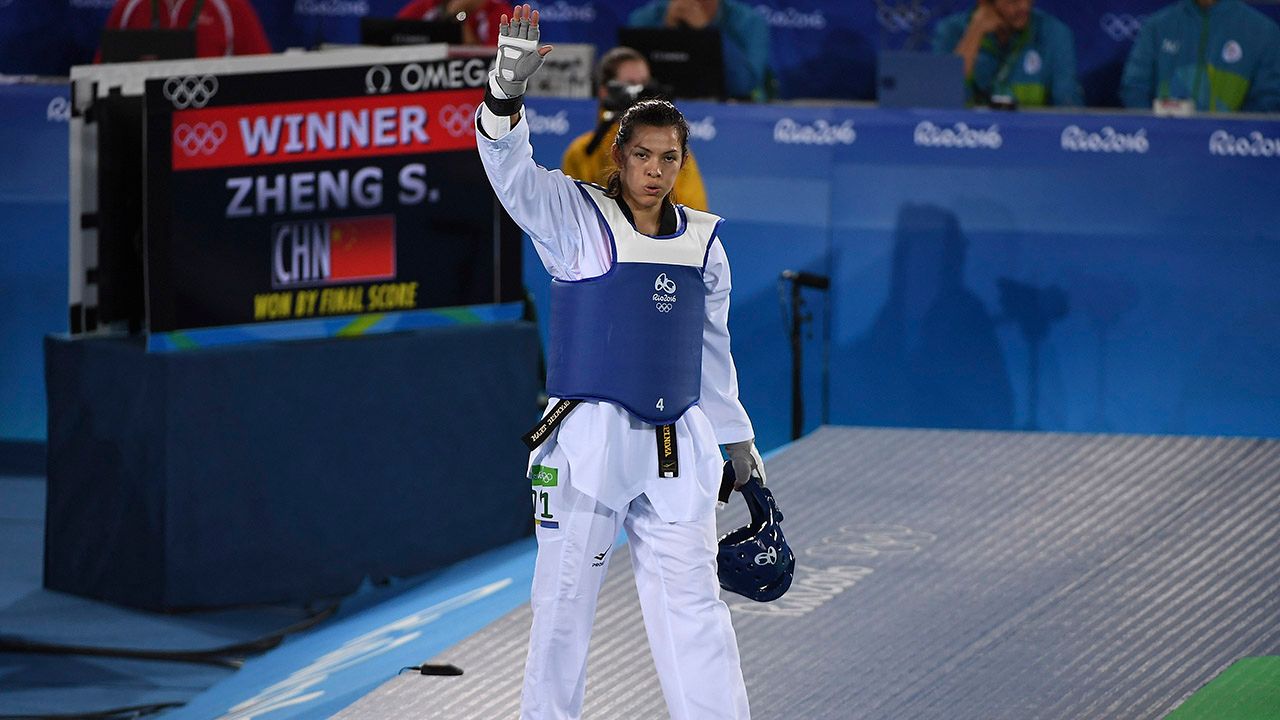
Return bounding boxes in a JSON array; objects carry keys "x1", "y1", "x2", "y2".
[{"x1": 546, "y1": 183, "x2": 723, "y2": 425}]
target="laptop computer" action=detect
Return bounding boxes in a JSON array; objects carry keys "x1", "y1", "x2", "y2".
[
  {"x1": 617, "y1": 27, "x2": 725, "y2": 100},
  {"x1": 360, "y1": 18, "x2": 464, "y2": 46},
  {"x1": 877, "y1": 51, "x2": 966, "y2": 109},
  {"x1": 100, "y1": 29, "x2": 197, "y2": 63}
]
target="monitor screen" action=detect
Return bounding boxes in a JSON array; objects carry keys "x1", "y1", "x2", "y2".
[
  {"x1": 617, "y1": 27, "x2": 725, "y2": 100},
  {"x1": 360, "y1": 18, "x2": 464, "y2": 46},
  {"x1": 876, "y1": 51, "x2": 966, "y2": 109},
  {"x1": 100, "y1": 29, "x2": 196, "y2": 63}
]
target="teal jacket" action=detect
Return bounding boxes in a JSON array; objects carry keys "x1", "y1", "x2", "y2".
[
  {"x1": 628, "y1": 0, "x2": 770, "y2": 100},
  {"x1": 933, "y1": 8, "x2": 1082, "y2": 107},
  {"x1": 1121, "y1": 0, "x2": 1280, "y2": 113}
]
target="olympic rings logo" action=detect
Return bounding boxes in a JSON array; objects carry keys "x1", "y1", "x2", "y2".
[
  {"x1": 1100, "y1": 13, "x2": 1144, "y2": 42},
  {"x1": 438, "y1": 104, "x2": 475, "y2": 137},
  {"x1": 162, "y1": 75, "x2": 219, "y2": 109},
  {"x1": 874, "y1": 0, "x2": 932, "y2": 33},
  {"x1": 173, "y1": 121, "x2": 228, "y2": 156},
  {"x1": 655, "y1": 303, "x2": 673, "y2": 313}
]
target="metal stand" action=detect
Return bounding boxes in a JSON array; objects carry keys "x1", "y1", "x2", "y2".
[{"x1": 782, "y1": 270, "x2": 830, "y2": 441}]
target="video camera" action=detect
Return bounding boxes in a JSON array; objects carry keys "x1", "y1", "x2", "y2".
[{"x1": 601, "y1": 80, "x2": 672, "y2": 115}]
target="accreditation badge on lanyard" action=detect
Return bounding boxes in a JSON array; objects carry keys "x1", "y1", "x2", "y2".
[{"x1": 991, "y1": 29, "x2": 1032, "y2": 106}]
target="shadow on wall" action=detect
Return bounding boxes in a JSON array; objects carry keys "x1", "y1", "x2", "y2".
[
  {"x1": 834, "y1": 203, "x2": 1015, "y2": 430},
  {"x1": 1174, "y1": 302, "x2": 1280, "y2": 436}
]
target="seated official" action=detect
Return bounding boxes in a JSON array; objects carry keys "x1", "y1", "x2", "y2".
[
  {"x1": 98, "y1": 0, "x2": 271, "y2": 58},
  {"x1": 562, "y1": 47, "x2": 709, "y2": 211},
  {"x1": 627, "y1": 0, "x2": 770, "y2": 101},
  {"x1": 933, "y1": 0, "x2": 1081, "y2": 108},
  {"x1": 1120, "y1": 0, "x2": 1280, "y2": 114},
  {"x1": 397, "y1": 0, "x2": 513, "y2": 46}
]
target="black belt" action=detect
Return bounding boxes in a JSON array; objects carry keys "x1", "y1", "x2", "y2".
[
  {"x1": 522, "y1": 398, "x2": 581, "y2": 451},
  {"x1": 655, "y1": 422, "x2": 678, "y2": 477},
  {"x1": 522, "y1": 399, "x2": 680, "y2": 478}
]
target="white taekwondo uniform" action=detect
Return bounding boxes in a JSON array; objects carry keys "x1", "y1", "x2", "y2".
[{"x1": 476, "y1": 104, "x2": 754, "y2": 720}]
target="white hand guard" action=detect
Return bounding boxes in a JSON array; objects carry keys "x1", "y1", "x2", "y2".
[
  {"x1": 724, "y1": 440, "x2": 767, "y2": 489},
  {"x1": 492, "y1": 14, "x2": 545, "y2": 98}
]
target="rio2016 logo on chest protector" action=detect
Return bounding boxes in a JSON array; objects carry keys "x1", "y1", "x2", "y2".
[{"x1": 653, "y1": 273, "x2": 677, "y2": 313}]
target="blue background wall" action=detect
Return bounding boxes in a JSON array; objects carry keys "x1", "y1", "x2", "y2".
[
  {"x1": 519, "y1": 99, "x2": 1280, "y2": 451},
  {"x1": 0, "y1": 83, "x2": 68, "y2": 441},
  {"x1": 3, "y1": 88, "x2": 1280, "y2": 450}
]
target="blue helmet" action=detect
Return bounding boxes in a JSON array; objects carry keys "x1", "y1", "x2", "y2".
[{"x1": 717, "y1": 462, "x2": 795, "y2": 602}]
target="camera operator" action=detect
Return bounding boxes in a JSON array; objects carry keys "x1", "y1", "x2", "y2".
[{"x1": 561, "y1": 46, "x2": 709, "y2": 210}]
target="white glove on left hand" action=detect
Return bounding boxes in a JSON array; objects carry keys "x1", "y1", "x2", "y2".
[{"x1": 724, "y1": 439, "x2": 767, "y2": 489}]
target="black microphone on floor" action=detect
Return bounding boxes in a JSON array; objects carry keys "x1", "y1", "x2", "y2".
[
  {"x1": 781, "y1": 269, "x2": 830, "y2": 290},
  {"x1": 400, "y1": 662, "x2": 464, "y2": 676}
]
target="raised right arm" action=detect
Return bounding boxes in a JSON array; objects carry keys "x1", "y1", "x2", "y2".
[
  {"x1": 476, "y1": 105, "x2": 609, "y2": 280},
  {"x1": 475, "y1": 3, "x2": 610, "y2": 281}
]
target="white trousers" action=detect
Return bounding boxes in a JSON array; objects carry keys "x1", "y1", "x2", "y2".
[{"x1": 521, "y1": 444, "x2": 751, "y2": 720}]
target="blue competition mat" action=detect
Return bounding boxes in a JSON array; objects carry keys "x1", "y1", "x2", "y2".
[{"x1": 336, "y1": 426, "x2": 1280, "y2": 719}]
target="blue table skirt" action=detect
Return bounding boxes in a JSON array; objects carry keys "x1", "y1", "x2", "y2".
[{"x1": 43, "y1": 322, "x2": 541, "y2": 610}]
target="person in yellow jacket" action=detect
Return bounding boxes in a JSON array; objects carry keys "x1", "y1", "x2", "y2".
[{"x1": 562, "y1": 46, "x2": 709, "y2": 210}]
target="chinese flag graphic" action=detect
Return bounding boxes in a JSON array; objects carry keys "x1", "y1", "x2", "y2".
[{"x1": 328, "y1": 215, "x2": 396, "y2": 282}]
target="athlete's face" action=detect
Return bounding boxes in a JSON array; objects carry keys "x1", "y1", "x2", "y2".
[{"x1": 613, "y1": 124, "x2": 684, "y2": 212}]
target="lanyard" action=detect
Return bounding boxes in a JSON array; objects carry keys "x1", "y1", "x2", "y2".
[
  {"x1": 151, "y1": 0, "x2": 208, "y2": 31},
  {"x1": 1192, "y1": 8, "x2": 1210, "y2": 108},
  {"x1": 991, "y1": 26, "x2": 1032, "y2": 92}
]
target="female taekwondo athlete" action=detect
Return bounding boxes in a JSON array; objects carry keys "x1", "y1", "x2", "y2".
[{"x1": 475, "y1": 6, "x2": 767, "y2": 719}]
